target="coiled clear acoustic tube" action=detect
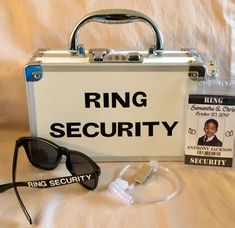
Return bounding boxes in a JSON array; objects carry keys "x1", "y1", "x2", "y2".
[{"x1": 108, "y1": 161, "x2": 180, "y2": 205}]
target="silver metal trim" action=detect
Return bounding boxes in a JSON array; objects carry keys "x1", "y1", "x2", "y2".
[
  {"x1": 42, "y1": 64, "x2": 189, "y2": 72},
  {"x1": 25, "y1": 82, "x2": 38, "y2": 136}
]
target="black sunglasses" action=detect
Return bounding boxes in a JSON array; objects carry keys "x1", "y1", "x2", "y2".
[{"x1": 0, "y1": 137, "x2": 101, "y2": 224}]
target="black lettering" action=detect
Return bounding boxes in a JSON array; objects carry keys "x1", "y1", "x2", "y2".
[
  {"x1": 85, "y1": 93, "x2": 101, "y2": 108},
  {"x1": 132, "y1": 91, "x2": 147, "y2": 107},
  {"x1": 135, "y1": 122, "x2": 141, "y2": 136},
  {"x1": 50, "y1": 120, "x2": 179, "y2": 138},
  {"x1": 162, "y1": 121, "x2": 178, "y2": 136},
  {"x1": 67, "y1": 122, "x2": 81, "y2": 137},
  {"x1": 112, "y1": 92, "x2": 130, "y2": 108},
  {"x1": 143, "y1": 122, "x2": 159, "y2": 136},
  {"x1": 50, "y1": 123, "x2": 65, "y2": 138},
  {"x1": 103, "y1": 93, "x2": 109, "y2": 108},
  {"x1": 100, "y1": 122, "x2": 116, "y2": 137},
  {"x1": 118, "y1": 122, "x2": 133, "y2": 136},
  {"x1": 85, "y1": 91, "x2": 147, "y2": 108},
  {"x1": 83, "y1": 123, "x2": 99, "y2": 137}
]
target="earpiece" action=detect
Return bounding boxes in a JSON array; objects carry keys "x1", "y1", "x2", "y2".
[
  {"x1": 108, "y1": 161, "x2": 180, "y2": 205},
  {"x1": 108, "y1": 178, "x2": 134, "y2": 205}
]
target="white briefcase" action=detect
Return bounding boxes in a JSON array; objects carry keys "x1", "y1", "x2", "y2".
[{"x1": 24, "y1": 9, "x2": 215, "y2": 161}]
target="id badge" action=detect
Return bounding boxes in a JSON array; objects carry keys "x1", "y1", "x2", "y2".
[{"x1": 184, "y1": 80, "x2": 235, "y2": 167}]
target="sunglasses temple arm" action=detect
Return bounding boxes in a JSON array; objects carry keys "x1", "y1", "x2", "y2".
[
  {"x1": 1, "y1": 173, "x2": 98, "y2": 193},
  {"x1": 0, "y1": 182, "x2": 28, "y2": 193},
  {"x1": 12, "y1": 141, "x2": 33, "y2": 225}
]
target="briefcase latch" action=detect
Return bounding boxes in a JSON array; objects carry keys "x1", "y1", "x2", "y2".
[
  {"x1": 89, "y1": 48, "x2": 110, "y2": 62},
  {"x1": 89, "y1": 48, "x2": 143, "y2": 63}
]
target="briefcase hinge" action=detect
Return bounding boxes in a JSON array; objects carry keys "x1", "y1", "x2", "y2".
[
  {"x1": 188, "y1": 64, "x2": 206, "y2": 81},
  {"x1": 206, "y1": 60, "x2": 217, "y2": 77}
]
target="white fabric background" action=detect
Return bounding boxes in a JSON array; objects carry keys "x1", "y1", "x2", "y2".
[{"x1": 0, "y1": 1, "x2": 235, "y2": 227}]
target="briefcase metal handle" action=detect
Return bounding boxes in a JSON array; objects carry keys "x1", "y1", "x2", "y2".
[{"x1": 69, "y1": 9, "x2": 164, "y2": 53}]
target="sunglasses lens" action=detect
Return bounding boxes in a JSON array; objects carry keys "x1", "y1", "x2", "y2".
[
  {"x1": 27, "y1": 140, "x2": 59, "y2": 169},
  {"x1": 69, "y1": 154, "x2": 98, "y2": 189}
]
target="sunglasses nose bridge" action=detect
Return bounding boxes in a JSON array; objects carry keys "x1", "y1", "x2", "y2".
[
  {"x1": 59, "y1": 147, "x2": 69, "y2": 156},
  {"x1": 58, "y1": 147, "x2": 73, "y2": 174},
  {"x1": 64, "y1": 154, "x2": 74, "y2": 175},
  {"x1": 58, "y1": 147, "x2": 71, "y2": 164}
]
